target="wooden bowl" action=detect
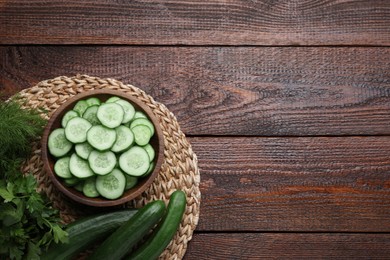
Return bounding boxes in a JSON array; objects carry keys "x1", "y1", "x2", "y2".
[{"x1": 41, "y1": 89, "x2": 164, "y2": 207}]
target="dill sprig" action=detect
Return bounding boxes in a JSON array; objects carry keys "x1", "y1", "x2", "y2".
[
  {"x1": 0, "y1": 100, "x2": 46, "y2": 177},
  {"x1": 0, "y1": 99, "x2": 68, "y2": 260}
]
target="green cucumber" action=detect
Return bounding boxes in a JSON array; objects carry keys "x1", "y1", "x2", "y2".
[
  {"x1": 54, "y1": 156, "x2": 72, "y2": 179},
  {"x1": 97, "y1": 102, "x2": 124, "y2": 128},
  {"x1": 69, "y1": 153, "x2": 94, "y2": 179},
  {"x1": 83, "y1": 177, "x2": 99, "y2": 198},
  {"x1": 82, "y1": 105, "x2": 100, "y2": 125},
  {"x1": 128, "y1": 190, "x2": 186, "y2": 260},
  {"x1": 129, "y1": 118, "x2": 155, "y2": 136},
  {"x1": 119, "y1": 146, "x2": 150, "y2": 176},
  {"x1": 48, "y1": 128, "x2": 73, "y2": 157},
  {"x1": 115, "y1": 99, "x2": 135, "y2": 124},
  {"x1": 73, "y1": 100, "x2": 89, "y2": 116},
  {"x1": 88, "y1": 200, "x2": 166, "y2": 260},
  {"x1": 75, "y1": 142, "x2": 94, "y2": 160},
  {"x1": 142, "y1": 143, "x2": 155, "y2": 162},
  {"x1": 87, "y1": 125, "x2": 117, "y2": 151},
  {"x1": 86, "y1": 97, "x2": 101, "y2": 107},
  {"x1": 111, "y1": 125, "x2": 134, "y2": 153},
  {"x1": 95, "y1": 168, "x2": 126, "y2": 199},
  {"x1": 132, "y1": 124, "x2": 152, "y2": 146},
  {"x1": 88, "y1": 150, "x2": 117, "y2": 175},
  {"x1": 41, "y1": 209, "x2": 138, "y2": 260},
  {"x1": 64, "y1": 117, "x2": 92, "y2": 144},
  {"x1": 61, "y1": 110, "x2": 79, "y2": 128}
]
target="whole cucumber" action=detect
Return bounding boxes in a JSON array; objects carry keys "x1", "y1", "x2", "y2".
[
  {"x1": 87, "y1": 200, "x2": 166, "y2": 260},
  {"x1": 128, "y1": 190, "x2": 187, "y2": 260},
  {"x1": 41, "y1": 209, "x2": 138, "y2": 260}
]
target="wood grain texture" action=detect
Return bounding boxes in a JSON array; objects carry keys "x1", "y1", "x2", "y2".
[
  {"x1": 2, "y1": 46, "x2": 390, "y2": 136},
  {"x1": 185, "y1": 233, "x2": 390, "y2": 259},
  {"x1": 1, "y1": 0, "x2": 390, "y2": 45},
  {"x1": 190, "y1": 136, "x2": 390, "y2": 232}
]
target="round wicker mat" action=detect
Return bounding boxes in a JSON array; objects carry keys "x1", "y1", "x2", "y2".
[{"x1": 15, "y1": 75, "x2": 201, "y2": 260}]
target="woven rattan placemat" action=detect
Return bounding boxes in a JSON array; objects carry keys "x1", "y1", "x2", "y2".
[{"x1": 15, "y1": 75, "x2": 201, "y2": 260}]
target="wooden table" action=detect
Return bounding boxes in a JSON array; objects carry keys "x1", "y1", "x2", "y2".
[{"x1": 1, "y1": 1, "x2": 390, "y2": 258}]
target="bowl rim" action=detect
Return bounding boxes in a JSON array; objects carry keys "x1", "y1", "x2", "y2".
[{"x1": 41, "y1": 89, "x2": 164, "y2": 207}]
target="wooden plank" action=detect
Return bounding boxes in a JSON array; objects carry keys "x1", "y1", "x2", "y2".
[
  {"x1": 2, "y1": 46, "x2": 390, "y2": 136},
  {"x1": 185, "y1": 233, "x2": 390, "y2": 259},
  {"x1": 1, "y1": 0, "x2": 390, "y2": 45},
  {"x1": 190, "y1": 136, "x2": 390, "y2": 232}
]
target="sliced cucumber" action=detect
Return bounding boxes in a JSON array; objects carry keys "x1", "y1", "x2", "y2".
[
  {"x1": 74, "y1": 181, "x2": 85, "y2": 192},
  {"x1": 129, "y1": 118, "x2": 155, "y2": 136},
  {"x1": 115, "y1": 99, "x2": 135, "y2": 124},
  {"x1": 86, "y1": 97, "x2": 101, "y2": 107},
  {"x1": 119, "y1": 146, "x2": 150, "y2": 177},
  {"x1": 54, "y1": 156, "x2": 72, "y2": 179},
  {"x1": 65, "y1": 117, "x2": 92, "y2": 144},
  {"x1": 142, "y1": 161, "x2": 155, "y2": 177},
  {"x1": 106, "y1": 96, "x2": 120, "y2": 103},
  {"x1": 142, "y1": 144, "x2": 155, "y2": 162},
  {"x1": 48, "y1": 128, "x2": 73, "y2": 157},
  {"x1": 97, "y1": 103, "x2": 124, "y2": 128},
  {"x1": 75, "y1": 142, "x2": 94, "y2": 160},
  {"x1": 88, "y1": 150, "x2": 117, "y2": 176},
  {"x1": 69, "y1": 153, "x2": 94, "y2": 179},
  {"x1": 133, "y1": 111, "x2": 147, "y2": 119},
  {"x1": 125, "y1": 175, "x2": 138, "y2": 190},
  {"x1": 61, "y1": 110, "x2": 79, "y2": 128},
  {"x1": 132, "y1": 124, "x2": 152, "y2": 146},
  {"x1": 82, "y1": 105, "x2": 100, "y2": 125},
  {"x1": 64, "y1": 177, "x2": 80, "y2": 187},
  {"x1": 111, "y1": 125, "x2": 134, "y2": 153},
  {"x1": 87, "y1": 125, "x2": 117, "y2": 151},
  {"x1": 95, "y1": 169, "x2": 126, "y2": 200},
  {"x1": 83, "y1": 177, "x2": 99, "y2": 198},
  {"x1": 73, "y1": 100, "x2": 89, "y2": 116}
]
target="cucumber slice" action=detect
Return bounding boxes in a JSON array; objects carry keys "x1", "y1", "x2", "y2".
[
  {"x1": 95, "y1": 169, "x2": 126, "y2": 200},
  {"x1": 54, "y1": 156, "x2": 72, "y2": 179},
  {"x1": 115, "y1": 99, "x2": 135, "y2": 124},
  {"x1": 106, "y1": 96, "x2": 121, "y2": 103},
  {"x1": 82, "y1": 105, "x2": 100, "y2": 125},
  {"x1": 88, "y1": 150, "x2": 117, "y2": 176},
  {"x1": 119, "y1": 146, "x2": 150, "y2": 176},
  {"x1": 83, "y1": 177, "x2": 99, "y2": 198},
  {"x1": 75, "y1": 142, "x2": 94, "y2": 160},
  {"x1": 61, "y1": 110, "x2": 79, "y2": 128},
  {"x1": 69, "y1": 153, "x2": 94, "y2": 179},
  {"x1": 129, "y1": 118, "x2": 155, "y2": 136},
  {"x1": 111, "y1": 125, "x2": 134, "y2": 153},
  {"x1": 74, "y1": 181, "x2": 85, "y2": 192},
  {"x1": 132, "y1": 125, "x2": 152, "y2": 146},
  {"x1": 124, "y1": 175, "x2": 138, "y2": 190},
  {"x1": 143, "y1": 161, "x2": 155, "y2": 177},
  {"x1": 63, "y1": 177, "x2": 80, "y2": 187},
  {"x1": 133, "y1": 111, "x2": 147, "y2": 119},
  {"x1": 87, "y1": 125, "x2": 117, "y2": 151},
  {"x1": 97, "y1": 103, "x2": 124, "y2": 128},
  {"x1": 48, "y1": 128, "x2": 73, "y2": 157},
  {"x1": 86, "y1": 97, "x2": 101, "y2": 107},
  {"x1": 65, "y1": 117, "x2": 92, "y2": 144},
  {"x1": 142, "y1": 143, "x2": 155, "y2": 162},
  {"x1": 73, "y1": 100, "x2": 89, "y2": 116}
]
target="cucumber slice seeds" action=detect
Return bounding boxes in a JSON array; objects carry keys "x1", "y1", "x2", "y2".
[{"x1": 47, "y1": 95, "x2": 157, "y2": 200}]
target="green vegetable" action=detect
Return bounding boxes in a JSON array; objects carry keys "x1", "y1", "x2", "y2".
[
  {"x1": 128, "y1": 190, "x2": 187, "y2": 260},
  {"x1": 88, "y1": 200, "x2": 166, "y2": 260},
  {"x1": 41, "y1": 209, "x2": 138, "y2": 260},
  {"x1": 0, "y1": 99, "x2": 67, "y2": 260}
]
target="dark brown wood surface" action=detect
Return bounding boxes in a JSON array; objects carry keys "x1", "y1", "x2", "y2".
[
  {"x1": 2, "y1": 46, "x2": 390, "y2": 136},
  {"x1": 1, "y1": 0, "x2": 390, "y2": 258},
  {"x1": 2, "y1": 0, "x2": 390, "y2": 45}
]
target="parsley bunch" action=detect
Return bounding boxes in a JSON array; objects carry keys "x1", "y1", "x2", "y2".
[{"x1": 0, "y1": 100, "x2": 68, "y2": 260}]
